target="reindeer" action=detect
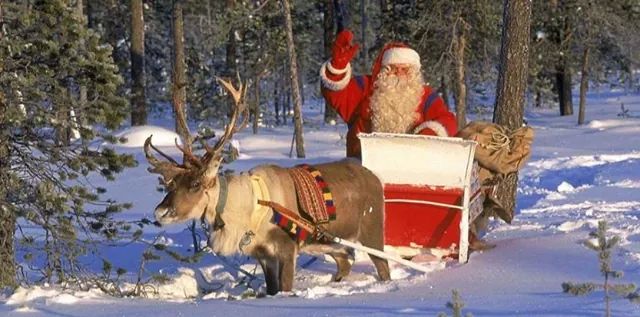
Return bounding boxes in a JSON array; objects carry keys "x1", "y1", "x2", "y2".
[{"x1": 145, "y1": 78, "x2": 390, "y2": 295}]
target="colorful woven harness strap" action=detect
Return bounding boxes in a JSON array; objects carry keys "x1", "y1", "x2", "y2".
[
  {"x1": 260, "y1": 200, "x2": 316, "y2": 245},
  {"x1": 264, "y1": 164, "x2": 336, "y2": 245},
  {"x1": 289, "y1": 164, "x2": 336, "y2": 224}
]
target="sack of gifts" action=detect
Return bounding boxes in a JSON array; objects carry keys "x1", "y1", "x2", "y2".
[
  {"x1": 456, "y1": 121, "x2": 534, "y2": 184},
  {"x1": 456, "y1": 121, "x2": 534, "y2": 225}
]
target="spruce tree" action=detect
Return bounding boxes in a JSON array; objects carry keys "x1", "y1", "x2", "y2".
[
  {"x1": 438, "y1": 289, "x2": 473, "y2": 317},
  {"x1": 563, "y1": 221, "x2": 640, "y2": 316},
  {"x1": 0, "y1": 0, "x2": 135, "y2": 288}
]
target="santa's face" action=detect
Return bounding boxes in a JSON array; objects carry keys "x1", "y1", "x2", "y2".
[
  {"x1": 387, "y1": 63, "x2": 413, "y2": 78},
  {"x1": 369, "y1": 65, "x2": 424, "y2": 134}
]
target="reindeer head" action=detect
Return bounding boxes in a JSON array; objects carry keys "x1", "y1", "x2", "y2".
[{"x1": 146, "y1": 78, "x2": 248, "y2": 225}]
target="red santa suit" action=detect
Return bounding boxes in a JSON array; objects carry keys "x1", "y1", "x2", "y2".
[{"x1": 320, "y1": 42, "x2": 457, "y2": 158}]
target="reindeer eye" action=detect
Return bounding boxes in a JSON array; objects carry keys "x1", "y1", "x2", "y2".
[{"x1": 190, "y1": 180, "x2": 202, "y2": 191}]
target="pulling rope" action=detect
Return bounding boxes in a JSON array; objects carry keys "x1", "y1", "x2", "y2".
[{"x1": 257, "y1": 199, "x2": 433, "y2": 274}]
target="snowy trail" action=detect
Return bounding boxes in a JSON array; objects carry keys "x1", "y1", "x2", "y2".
[{"x1": 3, "y1": 232, "x2": 639, "y2": 317}]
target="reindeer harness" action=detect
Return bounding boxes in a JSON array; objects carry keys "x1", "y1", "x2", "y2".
[
  {"x1": 206, "y1": 166, "x2": 338, "y2": 251},
  {"x1": 288, "y1": 164, "x2": 336, "y2": 224},
  {"x1": 208, "y1": 175, "x2": 228, "y2": 231}
]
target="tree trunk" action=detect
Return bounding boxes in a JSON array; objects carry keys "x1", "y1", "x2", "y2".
[
  {"x1": 130, "y1": 0, "x2": 147, "y2": 126},
  {"x1": 172, "y1": 0, "x2": 190, "y2": 149},
  {"x1": 493, "y1": 0, "x2": 531, "y2": 220},
  {"x1": 551, "y1": 2, "x2": 573, "y2": 117},
  {"x1": 322, "y1": 0, "x2": 338, "y2": 123},
  {"x1": 225, "y1": 0, "x2": 237, "y2": 78},
  {"x1": 253, "y1": 74, "x2": 260, "y2": 134},
  {"x1": 453, "y1": 17, "x2": 469, "y2": 130},
  {"x1": 274, "y1": 72, "x2": 281, "y2": 125},
  {"x1": 556, "y1": 58, "x2": 573, "y2": 116},
  {"x1": 298, "y1": 62, "x2": 305, "y2": 106},
  {"x1": 438, "y1": 74, "x2": 450, "y2": 109},
  {"x1": 55, "y1": 89, "x2": 71, "y2": 146},
  {"x1": 333, "y1": 0, "x2": 348, "y2": 33},
  {"x1": 0, "y1": 152, "x2": 16, "y2": 289},
  {"x1": 577, "y1": 47, "x2": 589, "y2": 125},
  {"x1": 286, "y1": 86, "x2": 292, "y2": 123},
  {"x1": 535, "y1": 87, "x2": 542, "y2": 108},
  {"x1": 281, "y1": 0, "x2": 305, "y2": 158},
  {"x1": 360, "y1": 0, "x2": 368, "y2": 70},
  {"x1": 0, "y1": 7, "x2": 16, "y2": 284},
  {"x1": 73, "y1": 0, "x2": 86, "y2": 140},
  {"x1": 225, "y1": 0, "x2": 238, "y2": 119},
  {"x1": 86, "y1": 0, "x2": 94, "y2": 28}
]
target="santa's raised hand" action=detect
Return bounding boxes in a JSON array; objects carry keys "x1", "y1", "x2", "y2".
[{"x1": 331, "y1": 30, "x2": 360, "y2": 70}]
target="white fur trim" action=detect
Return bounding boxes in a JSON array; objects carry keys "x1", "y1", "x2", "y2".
[
  {"x1": 326, "y1": 60, "x2": 349, "y2": 75},
  {"x1": 413, "y1": 120, "x2": 448, "y2": 137},
  {"x1": 382, "y1": 47, "x2": 421, "y2": 69},
  {"x1": 320, "y1": 61, "x2": 352, "y2": 91}
]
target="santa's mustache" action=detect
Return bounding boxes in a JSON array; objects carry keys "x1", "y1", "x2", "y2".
[{"x1": 381, "y1": 75, "x2": 414, "y2": 91}]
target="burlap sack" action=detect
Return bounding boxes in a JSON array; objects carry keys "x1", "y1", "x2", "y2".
[{"x1": 456, "y1": 121, "x2": 534, "y2": 182}]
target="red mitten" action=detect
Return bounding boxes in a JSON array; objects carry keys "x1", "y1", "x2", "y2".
[{"x1": 331, "y1": 30, "x2": 359, "y2": 70}]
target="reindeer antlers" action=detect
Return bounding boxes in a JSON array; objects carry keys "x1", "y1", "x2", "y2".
[
  {"x1": 144, "y1": 77, "x2": 249, "y2": 180},
  {"x1": 216, "y1": 77, "x2": 246, "y2": 111},
  {"x1": 204, "y1": 77, "x2": 249, "y2": 164},
  {"x1": 144, "y1": 135, "x2": 187, "y2": 181}
]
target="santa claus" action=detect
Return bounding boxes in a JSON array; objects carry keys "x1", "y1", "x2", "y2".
[{"x1": 320, "y1": 30, "x2": 457, "y2": 158}]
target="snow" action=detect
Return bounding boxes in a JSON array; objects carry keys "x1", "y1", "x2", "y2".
[
  {"x1": 113, "y1": 125, "x2": 183, "y2": 147},
  {"x1": 2, "y1": 90, "x2": 640, "y2": 316}
]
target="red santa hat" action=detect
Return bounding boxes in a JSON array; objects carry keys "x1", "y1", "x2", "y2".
[{"x1": 381, "y1": 47, "x2": 421, "y2": 69}]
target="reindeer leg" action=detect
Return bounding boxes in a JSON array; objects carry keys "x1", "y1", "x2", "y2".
[
  {"x1": 277, "y1": 243, "x2": 297, "y2": 292},
  {"x1": 367, "y1": 254, "x2": 391, "y2": 281},
  {"x1": 358, "y1": 208, "x2": 391, "y2": 281},
  {"x1": 258, "y1": 257, "x2": 280, "y2": 295},
  {"x1": 329, "y1": 252, "x2": 353, "y2": 282}
]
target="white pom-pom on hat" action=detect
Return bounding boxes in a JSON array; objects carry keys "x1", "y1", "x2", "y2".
[{"x1": 381, "y1": 47, "x2": 421, "y2": 69}]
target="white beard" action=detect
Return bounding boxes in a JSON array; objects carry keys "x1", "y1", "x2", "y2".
[{"x1": 369, "y1": 67, "x2": 424, "y2": 134}]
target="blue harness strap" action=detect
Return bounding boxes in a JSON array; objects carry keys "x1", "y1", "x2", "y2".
[
  {"x1": 422, "y1": 91, "x2": 439, "y2": 114},
  {"x1": 346, "y1": 76, "x2": 366, "y2": 129},
  {"x1": 354, "y1": 75, "x2": 365, "y2": 91}
]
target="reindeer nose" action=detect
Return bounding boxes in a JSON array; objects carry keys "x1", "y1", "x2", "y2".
[{"x1": 155, "y1": 206, "x2": 173, "y2": 221}]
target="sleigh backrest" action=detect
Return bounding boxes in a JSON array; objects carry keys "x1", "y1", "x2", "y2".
[{"x1": 358, "y1": 132, "x2": 477, "y2": 188}]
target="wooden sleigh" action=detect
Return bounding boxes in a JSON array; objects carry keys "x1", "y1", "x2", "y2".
[{"x1": 359, "y1": 132, "x2": 484, "y2": 263}]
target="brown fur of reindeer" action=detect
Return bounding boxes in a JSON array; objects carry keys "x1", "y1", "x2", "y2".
[{"x1": 145, "y1": 78, "x2": 390, "y2": 295}]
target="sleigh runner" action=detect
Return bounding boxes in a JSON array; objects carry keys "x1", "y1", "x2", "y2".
[{"x1": 359, "y1": 132, "x2": 484, "y2": 263}]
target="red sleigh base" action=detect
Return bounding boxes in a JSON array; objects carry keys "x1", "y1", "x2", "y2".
[{"x1": 359, "y1": 132, "x2": 483, "y2": 263}]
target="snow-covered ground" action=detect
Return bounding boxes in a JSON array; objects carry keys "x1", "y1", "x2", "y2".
[{"x1": 2, "y1": 88, "x2": 640, "y2": 316}]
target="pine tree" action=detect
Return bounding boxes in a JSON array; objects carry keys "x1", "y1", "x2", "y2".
[
  {"x1": 438, "y1": 289, "x2": 473, "y2": 317},
  {"x1": 0, "y1": 0, "x2": 135, "y2": 288},
  {"x1": 562, "y1": 221, "x2": 640, "y2": 317}
]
